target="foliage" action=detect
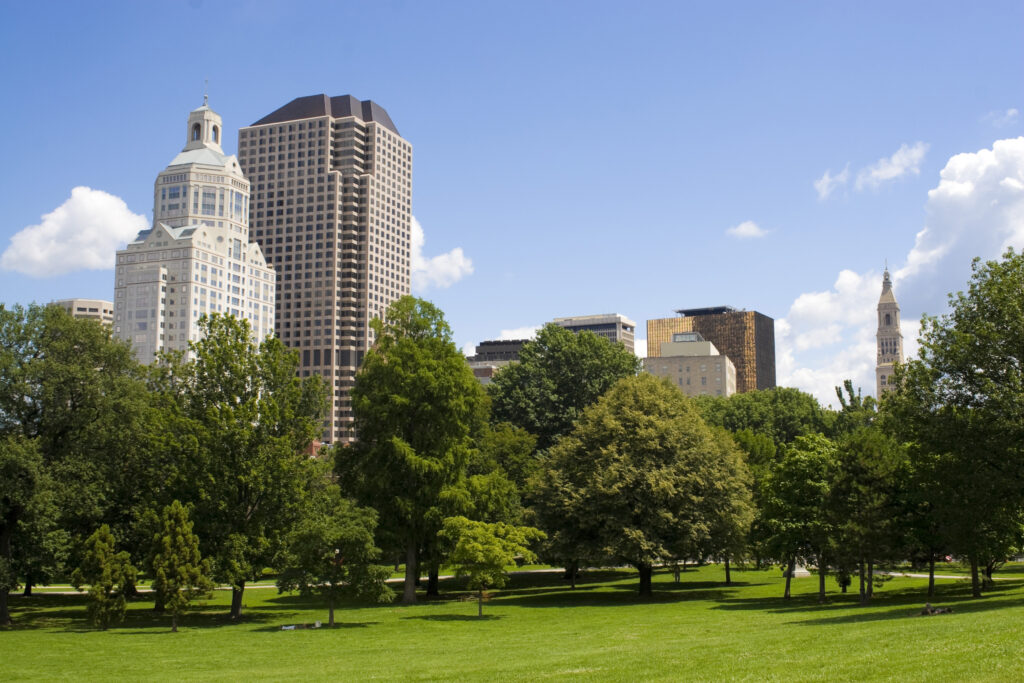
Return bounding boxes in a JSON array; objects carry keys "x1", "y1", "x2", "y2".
[
  {"x1": 885, "y1": 249, "x2": 1024, "y2": 596},
  {"x1": 162, "y1": 313, "x2": 326, "y2": 618},
  {"x1": 487, "y1": 324, "x2": 640, "y2": 450},
  {"x1": 336, "y1": 296, "x2": 486, "y2": 603},
  {"x1": 70, "y1": 525, "x2": 137, "y2": 629},
  {"x1": 150, "y1": 500, "x2": 213, "y2": 632},
  {"x1": 472, "y1": 422, "x2": 539, "y2": 491},
  {"x1": 533, "y1": 374, "x2": 752, "y2": 595},
  {"x1": 276, "y1": 473, "x2": 393, "y2": 626},
  {"x1": 439, "y1": 515, "x2": 544, "y2": 615},
  {"x1": 694, "y1": 386, "x2": 834, "y2": 447}
]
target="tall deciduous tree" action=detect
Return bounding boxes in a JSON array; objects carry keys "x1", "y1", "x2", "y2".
[
  {"x1": 71, "y1": 525, "x2": 138, "y2": 630},
  {"x1": 0, "y1": 436, "x2": 51, "y2": 624},
  {"x1": 440, "y1": 516, "x2": 544, "y2": 616},
  {"x1": 165, "y1": 314, "x2": 326, "y2": 619},
  {"x1": 336, "y1": 297, "x2": 485, "y2": 604},
  {"x1": 488, "y1": 324, "x2": 640, "y2": 451},
  {"x1": 150, "y1": 500, "x2": 213, "y2": 632},
  {"x1": 694, "y1": 387, "x2": 834, "y2": 447},
  {"x1": 887, "y1": 250, "x2": 1024, "y2": 597},
  {"x1": 533, "y1": 374, "x2": 751, "y2": 596}
]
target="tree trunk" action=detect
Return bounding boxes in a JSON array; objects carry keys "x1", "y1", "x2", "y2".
[
  {"x1": 154, "y1": 592, "x2": 166, "y2": 613},
  {"x1": 426, "y1": 561, "x2": 440, "y2": 597},
  {"x1": 0, "y1": 526, "x2": 12, "y2": 624},
  {"x1": 172, "y1": 613, "x2": 178, "y2": 633},
  {"x1": 783, "y1": 557, "x2": 794, "y2": 599},
  {"x1": 230, "y1": 582, "x2": 245, "y2": 619},
  {"x1": 673, "y1": 563, "x2": 680, "y2": 583},
  {"x1": 638, "y1": 563, "x2": 653, "y2": 597},
  {"x1": 817, "y1": 556, "x2": 827, "y2": 604},
  {"x1": 928, "y1": 553, "x2": 935, "y2": 598},
  {"x1": 565, "y1": 560, "x2": 578, "y2": 589},
  {"x1": 0, "y1": 591, "x2": 9, "y2": 626},
  {"x1": 724, "y1": 558, "x2": 732, "y2": 586},
  {"x1": 403, "y1": 539, "x2": 418, "y2": 604},
  {"x1": 328, "y1": 598, "x2": 335, "y2": 627},
  {"x1": 866, "y1": 559, "x2": 874, "y2": 602},
  {"x1": 858, "y1": 558, "x2": 866, "y2": 605},
  {"x1": 478, "y1": 589, "x2": 483, "y2": 617},
  {"x1": 23, "y1": 572, "x2": 33, "y2": 597},
  {"x1": 970, "y1": 555, "x2": 981, "y2": 598}
]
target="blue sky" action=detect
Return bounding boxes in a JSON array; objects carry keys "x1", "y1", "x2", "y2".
[{"x1": 2, "y1": 0, "x2": 1022, "y2": 405}]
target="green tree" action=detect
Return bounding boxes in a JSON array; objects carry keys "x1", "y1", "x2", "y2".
[
  {"x1": 473, "y1": 423, "x2": 539, "y2": 492},
  {"x1": 71, "y1": 525, "x2": 138, "y2": 630},
  {"x1": 886, "y1": 250, "x2": 1024, "y2": 597},
  {"x1": 759, "y1": 434, "x2": 837, "y2": 601},
  {"x1": 694, "y1": 387, "x2": 834, "y2": 447},
  {"x1": 533, "y1": 374, "x2": 752, "y2": 596},
  {"x1": 150, "y1": 500, "x2": 214, "y2": 632},
  {"x1": 165, "y1": 314, "x2": 326, "y2": 619},
  {"x1": 336, "y1": 296, "x2": 486, "y2": 604},
  {"x1": 277, "y1": 475, "x2": 393, "y2": 626},
  {"x1": 439, "y1": 516, "x2": 544, "y2": 616},
  {"x1": 0, "y1": 436, "x2": 51, "y2": 624},
  {"x1": 488, "y1": 324, "x2": 640, "y2": 451}
]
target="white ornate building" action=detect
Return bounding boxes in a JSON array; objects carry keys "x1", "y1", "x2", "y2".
[
  {"x1": 875, "y1": 267, "x2": 904, "y2": 396},
  {"x1": 114, "y1": 100, "x2": 275, "y2": 363}
]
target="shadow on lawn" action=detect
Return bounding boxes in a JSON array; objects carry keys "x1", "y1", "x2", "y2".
[{"x1": 401, "y1": 614, "x2": 501, "y2": 622}]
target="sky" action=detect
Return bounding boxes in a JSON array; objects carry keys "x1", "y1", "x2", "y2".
[{"x1": 1, "y1": 1, "x2": 1022, "y2": 407}]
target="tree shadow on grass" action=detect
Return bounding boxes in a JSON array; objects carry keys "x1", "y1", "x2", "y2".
[
  {"x1": 401, "y1": 614, "x2": 501, "y2": 622},
  {"x1": 249, "y1": 621, "x2": 377, "y2": 632}
]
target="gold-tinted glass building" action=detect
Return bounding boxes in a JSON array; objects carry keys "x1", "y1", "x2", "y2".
[{"x1": 647, "y1": 307, "x2": 775, "y2": 393}]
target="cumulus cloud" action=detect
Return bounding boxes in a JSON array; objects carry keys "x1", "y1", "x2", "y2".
[
  {"x1": 726, "y1": 220, "x2": 768, "y2": 239},
  {"x1": 780, "y1": 137, "x2": 1024, "y2": 405},
  {"x1": 1, "y1": 186, "x2": 147, "y2": 277},
  {"x1": 814, "y1": 166, "x2": 849, "y2": 200},
  {"x1": 855, "y1": 142, "x2": 929, "y2": 190},
  {"x1": 499, "y1": 325, "x2": 541, "y2": 341},
  {"x1": 410, "y1": 215, "x2": 473, "y2": 291},
  {"x1": 983, "y1": 108, "x2": 1019, "y2": 128}
]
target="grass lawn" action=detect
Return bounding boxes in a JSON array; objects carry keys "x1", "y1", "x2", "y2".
[{"x1": 4, "y1": 565, "x2": 1024, "y2": 681}]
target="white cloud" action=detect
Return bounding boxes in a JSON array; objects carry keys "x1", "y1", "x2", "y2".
[
  {"x1": 982, "y1": 108, "x2": 1019, "y2": 128},
  {"x1": 814, "y1": 166, "x2": 849, "y2": 200},
  {"x1": 410, "y1": 215, "x2": 473, "y2": 291},
  {"x1": 855, "y1": 142, "x2": 929, "y2": 190},
  {"x1": 0, "y1": 186, "x2": 147, "y2": 277},
  {"x1": 726, "y1": 220, "x2": 768, "y2": 239},
  {"x1": 498, "y1": 325, "x2": 540, "y2": 341},
  {"x1": 780, "y1": 137, "x2": 1024, "y2": 404}
]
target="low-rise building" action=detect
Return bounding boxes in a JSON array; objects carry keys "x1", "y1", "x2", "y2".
[
  {"x1": 53, "y1": 298, "x2": 114, "y2": 326},
  {"x1": 553, "y1": 313, "x2": 636, "y2": 353},
  {"x1": 643, "y1": 331, "x2": 736, "y2": 397}
]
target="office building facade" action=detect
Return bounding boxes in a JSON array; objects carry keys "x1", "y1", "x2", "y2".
[
  {"x1": 553, "y1": 313, "x2": 636, "y2": 353},
  {"x1": 644, "y1": 331, "x2": 737, "y2": 397},
  {"x1": 647, "y1": 306, "x2": 775, "y2": 393},
  {"x1": 238, "y1": 95, "x2": 412, "y2": 442},
  {"x1": 114, "y1": 101, "x2": 275, "y2": 364},
  {"x1": 875, "y1": 268, "x2": 904, "y2": 396},
  {"x1": 54, "y1": 298, "x2": 114, "y2": 326}
]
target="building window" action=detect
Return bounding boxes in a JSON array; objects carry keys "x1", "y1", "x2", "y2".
[{"x1": 192, "y1": 123, "x2": 201, "y2": 141}]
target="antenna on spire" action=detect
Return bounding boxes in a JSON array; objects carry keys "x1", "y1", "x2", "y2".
[{"x1": 203, "y1": 79, "x2": 209, "y2": 107}]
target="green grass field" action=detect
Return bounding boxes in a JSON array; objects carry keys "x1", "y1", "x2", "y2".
[{"x1": 4, "y1": 565, "x2": 1024, "y2": 681}]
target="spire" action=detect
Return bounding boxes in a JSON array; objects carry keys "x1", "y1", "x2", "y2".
[{"x1": 203, "y1": 79, "x2": 209, "y2": 107}]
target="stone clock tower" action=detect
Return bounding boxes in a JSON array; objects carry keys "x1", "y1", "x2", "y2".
[{"x1": 875, "y1": 267, "x2": 904, "y2": 397}]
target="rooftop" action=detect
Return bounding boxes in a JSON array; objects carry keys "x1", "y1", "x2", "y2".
[{"x1": 250, "y1": 94, "x2": 400, "y2": 135}]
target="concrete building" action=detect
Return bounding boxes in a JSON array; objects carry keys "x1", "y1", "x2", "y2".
[
  {"x1": 646, "y1": 306, "x2": 775, "y2": 393},
  {"x1": 53, "y1": 298, "x2": 114, "y2": 326},
  {"x1": 644, "y1": 331, "x2": 737, "y2": 397},
  {"x1": 875, "y1": 268, "x2": 904, "y2": 397},
  {"x1": 114, "y1": 99, "x2": 275, "y2": 364},
  {"x1": 238, "y1": 95, "x2": 412, "y2": 443},
  {"x1": 553, "y1": 313, "x2": 636, "y2": 353},
  {"x1": 466, "y1": 339, "x2": 529, "y2": 386}
]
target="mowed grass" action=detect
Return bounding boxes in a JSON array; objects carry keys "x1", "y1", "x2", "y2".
[{"x1": 4, "y1": 565, "x2": 1024, "y2": 682}]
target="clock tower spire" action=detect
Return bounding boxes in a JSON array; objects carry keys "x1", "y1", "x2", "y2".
[{"x1": 875, "y1": 266, "x2": 904, "y2": 397}]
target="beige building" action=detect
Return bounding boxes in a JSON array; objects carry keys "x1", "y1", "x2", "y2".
[
  {"x1": 53, "y1": 298, "x2": 114, "y2": 326},
  {"x1": 553, "y1": 313, "x2": 636, "y2": 353},
  {"x1": 647, "y1": 307, "x2": 775, "y2": 392},
  {"x1": 238, "y1": 95, "x2": 412, "y2": 443},
  {"x1": 114, "y1": 100, "x2": 275, "y2": 364},
  {"x1": 875, "y1": 268, "x2": 904, "y2": 397},
  {"x1": 644, "y1": 332, "x2": 737, "y2": 397}
]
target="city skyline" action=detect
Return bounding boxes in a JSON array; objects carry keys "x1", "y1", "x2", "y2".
[{"x1": 1, "y1": 1, "x2": 1022, "y2": 407}]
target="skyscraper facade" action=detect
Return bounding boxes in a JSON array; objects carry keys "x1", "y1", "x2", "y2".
[
  {"x1": 552, "y1": 313, "x2": 636, "y2": 354},
  {"x1": 646, "y1": 306, "x2": 776, "y2": 393},
  {"x1": 114, "y1": 101, "x2": 275, "y2": 364},
  {"x1": 237, "y1": 95, "x2": 412, "y2": 442},
  {"x1": 875, "y1": 268, "x2": 904, "y2": 396}
]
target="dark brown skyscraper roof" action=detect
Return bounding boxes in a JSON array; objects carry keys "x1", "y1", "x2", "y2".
[{"x1": 251, "y1": 94, "x2": 399, "y2": 135}]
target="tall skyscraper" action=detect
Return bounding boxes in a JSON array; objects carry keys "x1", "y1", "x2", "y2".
[
  {"x1": 238, "y1": 95, "x2": 412, "y2": 443},
  {"x1": 114, "y1": 100, "x2": 275, "y2": 364},
  {"x1": 646, "y1": 306, "x2": 776, "y2": 393},
  {"x1": 875, "y1": 268, "x2": 904, "y2": 396}
]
